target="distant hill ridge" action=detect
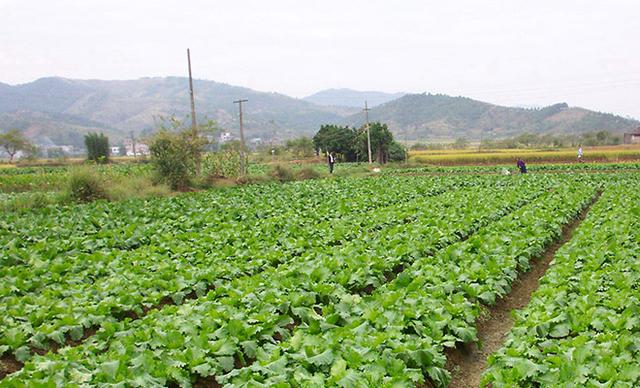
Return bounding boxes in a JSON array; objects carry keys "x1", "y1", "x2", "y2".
[
  {"x1": 0, "y1": 77, "x2": 637, "y2": 147},
  {"x1": 303, "y1": 88, "x2": 405, "y2": 108}
]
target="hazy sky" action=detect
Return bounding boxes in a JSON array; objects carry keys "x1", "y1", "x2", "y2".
[{"x1": 1, "y1": 0, "x2": 639, "y2": 118}]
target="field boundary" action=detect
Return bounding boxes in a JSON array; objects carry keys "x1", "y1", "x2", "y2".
[{"x1": 444, "y1": 190, "x2": 602, "y2": 387}]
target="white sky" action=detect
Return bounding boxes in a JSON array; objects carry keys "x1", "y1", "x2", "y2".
[{"x1": 1, "y1": 0, "x2": 639, "y2": 118}]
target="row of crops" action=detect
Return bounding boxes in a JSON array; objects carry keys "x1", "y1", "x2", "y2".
[
  {"x1": 1, "y1": 170, "x2": 639, "y2": 386},
  {"x1": 483, "y1": 180, "x2": 640, "y2": 386},
  {"x1": 2, "y1": 161, "x2": 639, "y2": 194}
]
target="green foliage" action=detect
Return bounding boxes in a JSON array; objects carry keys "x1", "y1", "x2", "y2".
[
  {"x1": 483, "y1": 130, "x2": 622, "y2": 149},
  {"x1": 295, "y1": 166, "x2": 323, "y2": 180},
  {"x1": 0, "y1": 129, "x2": 34, "y2": 162},
  {"x1": 148, "y1": 130, "x2": 194, "y2": 190},
  {"x1": 313, "y1": 122, "x2": 400, "y2": 164},
  {"x1": 67, "y1": 167, "x2": 106, "y2": 202},
  {"x1": 312, "y1": 125, "x2": 358, "y2": 161},
  {"x1": 387, "y1": 141, "x2": 407, "y2": 162},
  {"x1": 2, "y1": 173, "x2": 638, "y2": 388},
  {"x1": 84, "y1": 132, "x2": 110, "y2": 163},
  {"x1": 201, "y1": 150, "x2": 243, "y2": 180},
  {"x1": 269, "y1": 163, "x2": 295, "y2": 182},
  {"x1": 355, "y1": 122, "x2": 395, "y2": 163},
  {"x1": 285, "y1": 136, "x2": 315, "y2": 158},
  {"x1": 483, "y1": 183, "x2": 640, "y2": 386}
]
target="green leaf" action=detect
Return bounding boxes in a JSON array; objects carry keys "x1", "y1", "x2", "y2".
[
  {"x1": 549, "y1": 323, "x2": 570, "y2": 338},
  {"x1": 307, "y1": 349, "x2": 335, "y2": 366},
  {"x1": 100, "y1": 360, "x2": 120, "y2": 380}
]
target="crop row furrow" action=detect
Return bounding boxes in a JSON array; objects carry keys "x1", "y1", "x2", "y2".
[{"x1": 482, "y1": 181, "x2": 640, "y2": 387}]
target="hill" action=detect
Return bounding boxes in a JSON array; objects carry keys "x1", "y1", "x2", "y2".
[
  {"x1": 303, "y1": 88, "x2": 405, "y2": 108},
  {"x1": 0, "y1": 77, "x2": 345, "y2": 147},
  {"x1": 0, "y1": 79, "x2": 637, "y2": 147},
  {"x1": 344, "y1": 93, "x2": 639, "y2": 141}
]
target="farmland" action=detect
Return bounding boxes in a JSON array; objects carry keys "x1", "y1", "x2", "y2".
[{"x1": 1, "y1": 167, "x2": 639, "y2": 387}]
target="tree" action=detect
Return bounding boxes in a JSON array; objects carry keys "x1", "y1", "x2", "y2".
[
  {"x1": 356, "y1": 122, "x2": 394, "y2": 163},
  {"x1": 312, "y1": 125, "x2": 358, "y2": 161},
  {"x1": 0, "y1": 130, "x2": 33, "y2": 162},
  {"x1": 387, "y1": 141, "x2": 407, "y2": 162},
  {"x1": 85, "y1": 132, "x2": 110, "y2": 163},
  {"x1": 149, "y1": 117, "x2": 217, "y2": 189},
  {"x1": 285, "y1": 136, "x2": 315, "y2": 158},
  {"x1": 452, "y1": 137, "x2": 468, "y2": 149}
]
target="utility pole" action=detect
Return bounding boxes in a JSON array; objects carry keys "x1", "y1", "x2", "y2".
[
  {"x1": 233, "y1": 99, "x2": 248, "y2": 174},
  {"x1": 130, "y1": 131, "x2": 137, "y2": 158},
  {"x1": 364, "y1": 100, "x2": 372, "y2": 163},
  {"x1": 404, "y1": 126, "x2": 409, "y2": 164},
  {"x1": 187, "y1": 48, "x2": 197, "y2": 137}
]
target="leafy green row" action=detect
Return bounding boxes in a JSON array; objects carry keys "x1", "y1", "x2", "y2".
[
  {"x1": 1, "y1": 176, "x2": 461, "y2": 355},
  {"x1": 482, "y1": 180, "x2": 640, "y2": 386},
  {"x1": 1, "y1": 175, "x2": 457, "y2": 295},
  {"x1": 1, "y1": 176, "x2": 445, "y2": 269},
  {"x1": 0, "y1": 176, "x2": 548, "y2": 386},
  {"x1": 223, "y1": 181, "x2": 597, "y2": 387}
]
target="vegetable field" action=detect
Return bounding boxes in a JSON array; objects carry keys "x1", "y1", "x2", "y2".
[{"x1": 1, "y1": 169, "x2": 639, "y2": 387}]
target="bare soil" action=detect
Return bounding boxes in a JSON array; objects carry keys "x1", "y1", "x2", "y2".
[{"x1": 445, "y1": 192, "x2": 601, "y2": 388}]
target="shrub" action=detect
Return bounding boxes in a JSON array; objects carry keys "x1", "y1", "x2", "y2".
[
  {"x1": 268, "y1": 164, "x2": 295, "y2": 182},
  {"x1": 67, "y1": 167, "x2": 106, "y2": 202},
  {"x1": 296, "y1": 166, "x2": 322, "y2": 180},
  {"x1": 105, "y1": 175, "x2": 171, "y2": 201},
  {"x1": 236, "y1": 174, "x2": 273, "y2": 185},
  {"x1": 149, "y1": 131, "x2": 194, "y2": 190}
]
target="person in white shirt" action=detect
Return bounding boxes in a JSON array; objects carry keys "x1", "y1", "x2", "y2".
[
  {"x1": 577, "y1": 145, "x2": 583, "y2": 162},
  {"x1": 327, "y1": 152, "x2": 335, "y2": 173}
]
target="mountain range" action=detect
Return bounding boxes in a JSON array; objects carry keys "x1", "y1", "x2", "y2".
[{"x1": 0, "y1": 77, "x2": 637, "y2": 148}]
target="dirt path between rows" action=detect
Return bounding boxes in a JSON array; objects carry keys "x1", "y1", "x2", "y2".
[{"x1": 445, "y1": 191, "x2": 601, "y2": 388}]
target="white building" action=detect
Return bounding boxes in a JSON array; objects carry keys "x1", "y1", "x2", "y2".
[
  {"x1": 123, "y1": 139, "x2": 150, "y2": 156},
  {"x1": 219, "y1": 132, "x2": 233, "y2": 144},
  {"x1": 111, "y1": 146, "x2": 121, "y2": 155}
]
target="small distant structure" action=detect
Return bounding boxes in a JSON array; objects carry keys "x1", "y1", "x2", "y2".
[
  {"x1": 623, "y1": 127, "x2": 640, "y2": 144},
  {"x1": 123, "y1": 138, "x2": 150, "y2": 156},
  {"x1": 111, "y1": 146, "x2": 120, "y2": 155},
  {"x1": 249, "y1": 137, "x2": 262, "y2": 147},
  {"x1": 219, "y1": 132, "x2": 233, "y2": 144}
]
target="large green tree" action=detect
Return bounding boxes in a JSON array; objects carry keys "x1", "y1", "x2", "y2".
[
  {"x1": 312, "y1": 125, "x2": 358, "y2": 161},
  {"x1": 356, "y1": 122, "x2": 396, "y2": 163},
  {"x1": 0, "y1": 130, "x2": 34, "y2": 162}
]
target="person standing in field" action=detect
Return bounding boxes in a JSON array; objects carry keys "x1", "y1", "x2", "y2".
[
  {"x1": 577, "y1": 145, "x2": 584, "y2": 162},
  {"x1": 517, "y1": 158, "x2": 527, "y2": 173},
  {"x1": 327, "y1": 152, "x2": 335, "y2": 174}
]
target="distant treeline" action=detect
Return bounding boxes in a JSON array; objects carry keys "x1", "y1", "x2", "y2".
[{"x1": 411, "y1": 130, "x2": 624, "y2": 151}]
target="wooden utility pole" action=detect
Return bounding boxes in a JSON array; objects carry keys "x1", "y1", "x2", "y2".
[
  {"x1": 233, "y1": 99, "x2": 248, "y2": 174},
  {"x1": 364, "y1": 101, "x2": 372, "y2": 163},
  {"x1": 130, "y1": 131, "x2": 137, "y2": 158},
  {"x1": 187, "y1": 48, "x2": 197, "y2": 137}
]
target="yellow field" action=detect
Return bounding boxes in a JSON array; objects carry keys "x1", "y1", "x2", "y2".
[{"x1": 410, "y1": 145, "x2": 640, "y2": 165}]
